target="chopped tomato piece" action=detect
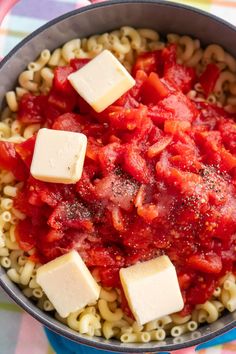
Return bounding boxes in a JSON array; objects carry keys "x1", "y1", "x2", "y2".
[
  {"x1": 164, "y1": 120, "x2": 191, "y2": 134},
  {"x1": 199, "y1": 64, "x2": 220, "y2": 97},
  {"x1": 98, "y1": 142, "x2": 123, "y2": 174},
  {"x1": 142, "y1": 72, "x2": 169, "y2": 105},
  {"x1": 132, "y1": 50, "x2": 163, "y2": 77},
  {"x1": 15, "y1": 219, "x2": 36, "y2": 251},
  {"x1": 53, "y1": 66, "x2": 74, "y2": 94},
  {"x1": 18, "y1": 93, "x2": 47, "y2": 124},
  {"x1": 48, "y1": 90, "x2": 76, "y2": 112},
  {"x1": 15, "y1": 135, "x2": 36, "y2": 168},
  {"x1": 48, "y1": 200, "x2": 93, "y2": 231},
  {"x1": 86, "y1": 246, "x2": 125, "y2": 267},
  {"x1": 165, "y1": 64, "x2": 196, "y2": 94},
  {"x1": 137, "y1": 204, "x2": 159, "y2": 222},
  {"x1": 52, "y1": 112, "x2": 84, "y2": 132},
  {"x1": 160, "y1": 92, "x2": 198, "y2": 122},
  {"x1": 147, "y1": 135, "x2": 173, "y2": 158},
  {"x1": 98, "y1": 267, "x2": 121, "y2": 288},
  {"x1": 95, "y1": 174, "x2": 138, "y2": 211},
  {"x1": 162, "y1": 44, "x2": 196, "y2": 93},
  {"x1": 162, "y1": 44, "x2": 177, "y2": 70},
  {"x1": 123, "y1": 145, "x2": 151, "y2": 184},
  {"x1": 0, "y1": 141, "x2": 28, "y2": 180},
  {"x1": 188, "y1": 253, "x2": 222, "y2": 274},
  {"x1": 70, "y1": 58, "x2": 90, "y2": 71}
]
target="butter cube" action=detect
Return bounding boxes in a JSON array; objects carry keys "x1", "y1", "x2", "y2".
[
  {"x1": 36, "y1": 250, "x2": 100, "y2": 318},
  {"x1": 30, "y1": 128, "x2": 87, "y2": 184},
  {"x1": 120, "y1": 256, "x2": 184, "y2": 325},
  {"x1": 68, "y1": 50, "x2": 135, "y2": 113}
]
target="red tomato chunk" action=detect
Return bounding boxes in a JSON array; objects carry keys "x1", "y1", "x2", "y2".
[{"x1": 10, "y1": 44, "x2": 236, "y2": 315}]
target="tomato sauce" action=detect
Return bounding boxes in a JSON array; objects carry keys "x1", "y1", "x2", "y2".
[{"x1": 1, "y1": 44, "x2": 236, "y2": 315}]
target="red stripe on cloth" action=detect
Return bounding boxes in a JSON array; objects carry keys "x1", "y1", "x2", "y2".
[
  {"x1": 15, "y1": 312, "x2": 49, "y2": 354},
  {"x1": 0, "y1": 0, "x2": 19, "y2": 25}
]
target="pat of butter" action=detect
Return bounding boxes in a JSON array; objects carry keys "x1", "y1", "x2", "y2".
[
  {"x1": 30, "y1": 128, "x2": 87, "y2": 184},
  {"x1": 36, "y1": 250, "x2": 100, "y2": 318},
  {"x1": 68, "y1": 50, "x2": 135, "y2": 113},
  {"x1": 120, "y1": 255, "x2": 184, "y2": 325}
]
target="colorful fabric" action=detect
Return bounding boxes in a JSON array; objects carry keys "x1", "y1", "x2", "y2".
[
  {"x1": 0, "y1": 0, "x2": 236, "y2": 58},
  {"x1": 0, "y1": 0, "x2": 236, "y2": 353}
]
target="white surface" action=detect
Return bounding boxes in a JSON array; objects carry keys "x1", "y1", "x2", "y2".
[
  {"x1": 30, "y1": 128, "x2": 87, "y2": 184},
  {"x1": 68, "y1": 50, "x2": 135, "y2": 112},
  {"x1": 36, "y1": 250, "x2": 101, "y2": 318},
  {"x1": 211, "y1": 5, "x2": 236, "y2": 26},
  {"x1": 120, "y1": 255, "x2": 184, "y2": 325}
]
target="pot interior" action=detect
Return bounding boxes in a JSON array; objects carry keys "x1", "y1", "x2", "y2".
[{"x1": 0, "y1": 1, "x2": 235, "y2": 352}]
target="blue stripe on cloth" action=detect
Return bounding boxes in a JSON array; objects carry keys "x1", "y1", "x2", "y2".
[
  {"x1": 197, "y1": 328, "x2": 236, "y2": 350},
  {"x1": 45, "y1": 327, "x2": 236, "y2": 354},
  {"x1": 11, "y1": 0, "x2": 76, "y2": 21}
]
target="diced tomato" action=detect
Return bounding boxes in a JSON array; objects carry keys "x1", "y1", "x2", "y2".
[
  {"x1": 111, "y1": 206, "x2": 126, "y2": 232},
  {"x1": 187, "y1": 276, "x2": 217, "y2": 305},
  {"x1": 52, "y1": 112, "x2": 84, "y2": 132},
  {"x1": 177, "y1": 273, "x2": 192, "y2": 290},
  {"x1": 76, "y1": 167, "x2": 98, "y2": 203},
  {"x1": 48, "y1": 200, "x2": 93, "y2": 231},
  {"x1": 70, "y1": 58, "x2": 90, "y2": 71},
  {"x1": 199, "y1": 64, "x2": 220, "y2": 97},
  {"x1": 15, "y1": 135, "x2": 36, "y2": 168},
  {"x1": 164, "y1": 120, "x2": 191, "y2": 134},
  {"x1": 53, "y1": 66, "x2": 74, "y2": 94},
  {"x1": 124, "y1": 70, "x2": 148, "y2": 103},
  {"x1": 98, "y1": 142, "x2": 123, "y2": 174},
  {"x1": 119, "y1": 286, "x2": 135, "y2": 319},
  {"x1": 165, "y1": 64, "x2": 196, "y2": 94},
  {"x1": 160, "y1": 92, "x2": 198, "y2": 122},
  {"x1": 98, "y1": 267, "x2": 121, "y2": 288},
  {"x1": 142, "y1": 72, "x2": 169, "y2": 105},
  {"x1": 18, "y1": 93, "x2": 47, "y2": 124},
  {"x1": 44, "y1": 229, "x2": 64, "y2": 243},
  {"x1": 0, "y1": 141, "x2": 28, "y2": 180},
  {"x1": 95, "y1": 174, "x2": 138, "y2": 211},
  {"x1": 15, "y1": 218, "x2": 36, "y2": 251},
  {"x1": 122, "y1": 220, "x2": 154, "y2": 249},
  {"x1": 137, "y1": 204, "x2": 159, "y2": 222},
  {"x1": 123, "y1": 145, "x2": 151, "y2": 184},
  {"x1": 188, "y1": 253, "x2": 222, "y2": 274},
  {"x1": 105, "y1": 105, "x2": 148, "y2": 131},
  {"x1": 147, "y1": 135, "x2": 172, "y2": 158},
  {"x1": 162, "y1": 44, "x2": 177, "y2": 70},
  {"x1": 86, "y1": 246, "x2": 125, "y2": 267},
  {"x1": 48, "y1": 89, "x2": 76, "y2": 113},
  {"x1": 132, "y1": 50, "x2": 163, "y2": 77},
  {"x1": 162, "y1": 44, "x2": 196, "y2": 93}
]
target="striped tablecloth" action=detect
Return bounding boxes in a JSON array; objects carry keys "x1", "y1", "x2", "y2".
[{"x1": 0, "y1": 0, "x2": 236, "y2": 353}]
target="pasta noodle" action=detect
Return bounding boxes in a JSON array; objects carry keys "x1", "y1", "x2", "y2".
[
  {"x1": 179, "y1": 36, "x2": 196, "y2": 62},
  {"x1": 5, "y1": 92, "x2": 18, "y2": 113},
  {"x1": 196, "y1": 301, "x2": 219, "y2": 323},
  {"x1": 98, "y1": 299, "x2": 123, "y2": 322},
  {"x1": 103, "y1": 319, "x2": 129, "y2": 339},
  {"x1": 28, "y1": 49, "x2": 51, "y2": 72},
  {"x1": 120, "y1": 332, "x2": 151, "y2": 343},
  {"x1": 62, "y1": 39, "x2": 81, "y2": 62},
  {"x1": 18, "y1": 70, "x2": 39, "y2": 92},
  {"x1": 202, "y1": 44, "x2": 225, "y2": 64}
]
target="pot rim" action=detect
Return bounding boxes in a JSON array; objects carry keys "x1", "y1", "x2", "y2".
[{"x1": 0, "y1": 0, "x2": 235, "y2": 351}]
